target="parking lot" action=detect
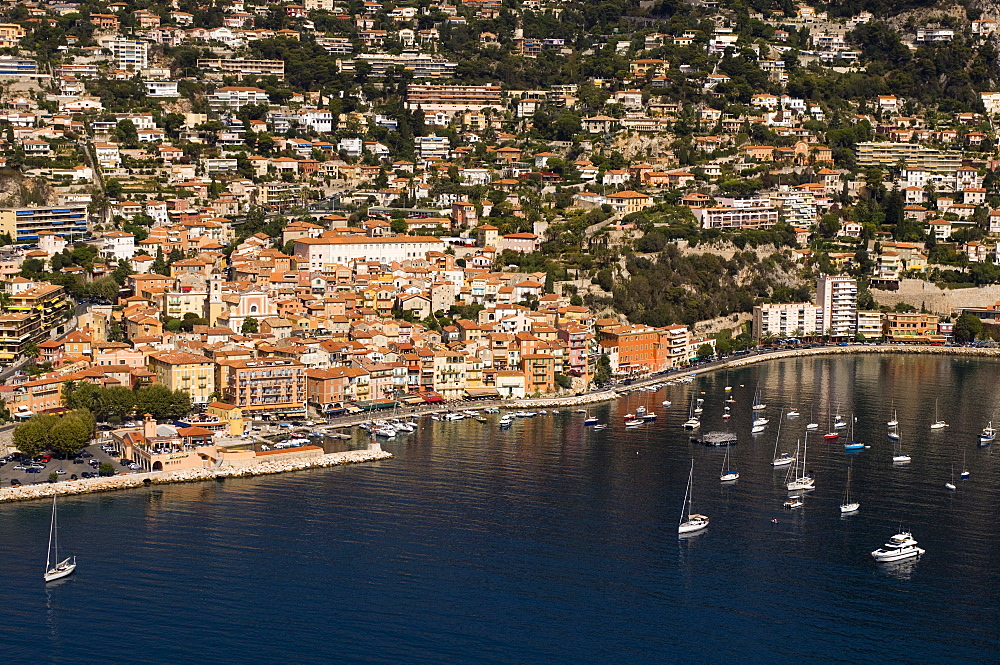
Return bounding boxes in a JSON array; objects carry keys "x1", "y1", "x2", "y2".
[{"x1": 0, "y1": 441, "x2": 143, "y2": 488}]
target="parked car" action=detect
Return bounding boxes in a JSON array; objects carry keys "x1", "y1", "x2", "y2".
[{"x1": 9, "y1": 479, "x2": 20, "y2": 486}]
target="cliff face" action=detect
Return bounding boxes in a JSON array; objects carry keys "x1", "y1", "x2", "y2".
[{"x1": 0, "y1": 171, "x2": 56, "y2": 207}]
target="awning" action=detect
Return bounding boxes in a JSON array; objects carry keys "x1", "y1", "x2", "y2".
[
  {"x1": 464, "y1": 388, "x2": 500, "y2": 399},
  {"x1": 397, "y1": 393, "x2": 425, "y2": 405},
  {"x1": 354, "y1": 399, "x2": 399, "y2": 411},
  {"x1": 421, "y1": 392, "x2": 444, "y2": 403}
]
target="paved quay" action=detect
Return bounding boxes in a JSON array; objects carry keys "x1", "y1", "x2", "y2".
[{"x1": 0, "y1": 444, "x2": 393, "y2": 504}]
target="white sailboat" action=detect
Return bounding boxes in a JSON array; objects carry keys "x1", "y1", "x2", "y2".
[
  {"x1": 960, "y1": 450, "x2": 970, "y2": 479},
  {"x1": 887, "y1": 405, "x2": 898, "y2": 428},
  {"x1": 720, "y1": 446, "x2": 739, "y2": 482},
  {"x1": 786, "y1": 409, "x2": 799, "y2": 418},
  {"x1": 840, "y1": 466, "x2": 860, "y2": 513},
  {"x1": 682, "y1": 394, "x2": 700, "y2": 430},
  {"x1": 930, "y1": 399, "x2": 948, "y2": 430},
  {"x1": 892, "y1": 431, "x2": 911, "y2": 464},
  {"x1": 752, "y1": 385, "x2": 766, "y2": 411},
  {"x1": 678, "y1": 460, "x2": 709, "y2": 535},
  {"x1": 806, "y1": 406, "x2": 818, "y2": 430},
  {"x1": 945, "y1": 464, "x2": 957, "y2": 491},
  {"x1": 44, "y1": 495, "x2": 76, "y2": 583},
  {"x1": 771, "y1": 413, "x2": 794, "y2": 467},
  {"x1": 786, "y1": 433, "x2": 815, "y2": 491}
]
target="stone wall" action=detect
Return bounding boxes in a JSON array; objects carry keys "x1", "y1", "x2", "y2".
[{"x1": 0, "y1": 444, "x2": 393, "y2": 504}]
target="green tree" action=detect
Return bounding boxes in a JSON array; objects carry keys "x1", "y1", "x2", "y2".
[
  {"x1": 98, "y1": 462, "x2": 116, "y2": 477},
  {"x1": 23, "y1": 342, "x2": 39, "y2": 364},
  {"x1": 97, "y1": 386, "x2": 135, "y2": 423},
  {"x1": 115, "y1": 119, "x2": 139, "y2": 148},
  {"x1": 134, "y1": 384, "x2": 175, "y2": 420},
  {"x1": 953, "y1": 314, "x2": 983, "y2": 343},
  {"x1": 12, "y1": 413, "x2": 59, "y2": 457},
  {"x1": 554, "y1": 372, "x2": 572, "y2": 389},
  {"x1": 168, "y1": 389, "x2": 192, "y2": 419},
  {"x1": 241, "y1": 316, "x2": 259, "y2": 334},
  {"x1": 50, "y1": 411, "x2": 93, "y2": 457},
  {"x1": 697, "y1": 343, "x2": 715, "y2": 359},
  {"x1": 594, "y1": 353, "x2": 612, "y2": 384}
]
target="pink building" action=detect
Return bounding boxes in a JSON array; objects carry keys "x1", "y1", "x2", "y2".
[{"x1": 499, "y1": 232, "x2": 539, "y2": 253}]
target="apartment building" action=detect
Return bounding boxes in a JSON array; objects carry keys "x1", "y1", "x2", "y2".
[
  {"x1": 8, "y1": 284, "x2": 70, "y2": 334},
  {"x1": 0, "y1": 58, "x2": 37, "y2": 75},
  {"x1": 0, "y1": 23, "x2": 26, "y2": 48},
  {"x1": 339, "y1": 53, "x2": 457, "y2": 78},
  {"x1": 294, "y1": 234, "x2": 446, "y2": 270},
  {"x1": 856, "y1": 142, "x2": 963, "y2": 172},
  {"x1": 147, "y1": 351, "x2": 216, "y2": 406},
  {"x1": 197, "y1": 58, "x2": 285, "y2": 79},
  {"x1": 405, "y1": 84, "x2": 504, "y2": 113},
  {"x1": 816, "y1": 274, "x2": 857, "y2": 337},
  {"x1": 208, "y1": 86, "x2": 270, "y2": 112},
  {"x1": 224, "y1": 358, "x2": 307, "y2": 419},
  {"x1": 101, "y1": 37, "x2": 148, "y2": 70},
  {"x1": 856, "y1": 311, "x2": 884, "y2": 339},
  {"x1": 694, "y1": 204, "x2": 780, "y2": 229},
  {"x1": 0, "y1": 312, "x2": 40, "y2": 361},
  {"x1": 752, "y1": 303, "x2": 824, "y2": 341},
  {"x1": 883, "y1": 313, "x2": 945, "y2": 343},
  {"x1": 0, "y1": 204, "x2": 89, "y2": 242}
]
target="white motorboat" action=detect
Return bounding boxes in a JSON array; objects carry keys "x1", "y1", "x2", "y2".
[
  {"x1": 44, "y1": 495, "x2": 76, "y2": 583},
  {"x1": 752, "y1": 417, "x2": 768, "y2": 427},
  {"x1": 786, "y1": 435, "x2": 815, "y2": 491},
  {"x1": 662, "y1": 400, "x2": 672, "y2": 407},
  {"x1": 499, "y1": 415, "x2": 514, "y2": 428},
  {"x1": 979, "y1": 421, "x2": 996, "y2": 445},
  {"x1": 806, "y1": 422, "x2": 819, "y2": 430},
  {"x1": 871, "y1": 532, "x2": 925, "y2": 562},
  {"x1": 784, "y1": 496, "x2": 803, "y2": 509},
  {"x1": 584, "y1": 416, "x2": 599, "y2": 426},
  {"x1": 683, "y1": 418, "x2": 701, "y2": 430},
  {"x1": 592, "y1": 424, "x2": 607, "y2": 430},
  {"x1": 751, "y1": 424, "x2": 766, "y2": 434},
  {"x1": 678, "y1": 460, "x2": 709, "y2": 535},
  {"x1": 374, "y1": 426, "x2": 396, "y2": 438},
  {"x1": 840, "y1": 467, "x2": 860, "y2": 514},
  {"x1": 636, "y1": 405, "x2": 647, "y2": 416},
  {"x1": 642, "y1": 412, "x2": 657, "y2": 421},
  {"x1": 787, "y1": 409, "x2": 799, "y2": 418}
]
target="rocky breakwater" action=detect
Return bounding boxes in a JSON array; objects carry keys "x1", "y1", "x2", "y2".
[
  {"x1": 0, "y1": 445, "x2": 393, "y2": 504},
  {"x1": 507, "y1": 390, "x2": 620, "y2": 409}
]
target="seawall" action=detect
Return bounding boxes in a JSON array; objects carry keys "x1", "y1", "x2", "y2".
[{"x1": 0, "y1": 445, "x2": 393, "y2": 504}]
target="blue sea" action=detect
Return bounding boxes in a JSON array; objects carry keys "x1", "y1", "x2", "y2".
[{"x1": 3, "y1": 354, "x2": 1000, "y2": 663}]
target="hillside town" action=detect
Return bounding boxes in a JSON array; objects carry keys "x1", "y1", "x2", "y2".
[{"x1": 0, "y1": 0, "x2": 998, "y2": 434}]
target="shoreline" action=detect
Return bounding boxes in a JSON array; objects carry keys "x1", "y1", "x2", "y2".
[
  {"x1": 0, "y1": 444, "x2": 393, "y2": 504},
  {"x1": 3, "y1": 345, "x2": 996, "y2": 504}
]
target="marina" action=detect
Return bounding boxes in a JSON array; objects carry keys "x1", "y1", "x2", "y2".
[{"x1": 4, "y1": 353, "x2": 1000, "y2": 662}]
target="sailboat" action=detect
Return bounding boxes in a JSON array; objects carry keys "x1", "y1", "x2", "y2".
[
  {"x1": 834, "y1": 405, "x2": 847, "y2": 429},
  {"x1": 786, "y1": 408, "x2": 799, "y2": 418},
  {"x1": 771, "y1": 413, "x2": 794, "y2": 467},
  {"x1": 693, "y1": 398, "x2": 704, "y2": 415},
  {"x1": 930, "y1": 399, "x2": 948, "y2": 430},
  {"x1": 840, "y1": 466, "x2": 860, "y2": 513},
  {"x1": 945, "y1": 464, "x2": 957, "y2": 491},
  {"x1": 960, "y1": 450, "x2": 970, "y2": 479},
  {"x1": 887, "y1": 404, "x2": 898, "y2": 428},
  {"x1": 720, "y1": 446, "x2": 739, "y2": 482},
  {"x1": 678, "y1": 460, "x2": 709, "y2": 535},
  {"x1": 44, "y1": 495, "x2": 76, "y2": 583},
  {"x1": 892, "y1": 431, "x2": 911, "y2": 464},
  {"x1": 979, "y1": 421, "x2": 996, "y2": 445},
  {"x1": 786, "y1": 433, "x2": 815, "y2": 491},
  {"x1": 683, "y1": 395, "x2": 700, "y2": 430},
  {"x1": 752, "y1": 385, "x2": 766, "y2": 411},
  {"x1": 844, "y1": 414, "x2": 864, "y2": 451},
  {"x1": 724, "y1": 371, "x2": 732, "y2": 393},
  {"x1": 823, "y1": 410, "x2": 840, "y2": 440}
]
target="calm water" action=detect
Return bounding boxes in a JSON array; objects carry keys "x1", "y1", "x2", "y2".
[{"x1": 4, "y1": 355, "x2": 1000, "y2": 663}]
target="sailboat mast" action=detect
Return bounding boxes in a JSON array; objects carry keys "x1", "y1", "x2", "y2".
[{"x1": 46, "y1": 495, "x2": 56, "y2": 571}]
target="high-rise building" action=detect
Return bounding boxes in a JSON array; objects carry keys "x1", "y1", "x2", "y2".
[
  {"x1": 752, "y1": 303, "x2": 825, "y2": 341},
  {"x1": 816, "y1": 274, "x2": 857, "y2": 336}
]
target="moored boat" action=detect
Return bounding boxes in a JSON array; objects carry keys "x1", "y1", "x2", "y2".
[{"x1": 871, "y1": 532, "x2": 924, "y2": 562}]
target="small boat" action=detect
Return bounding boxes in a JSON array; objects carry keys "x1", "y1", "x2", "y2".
[
  {"x1": 786, "y1": 435, "x2": 815, "y2": 491},
  {"x1": 592, "y1": 424, "x2": 607, "y2": 430},
  {"x1": 722, "y1": 406, "x2": 731, "y2": 420},
  {"x1": 771, "y1": 414, "x2": 794, "y2": 466},
  {"x1": 44, "y1": 495, "x2": 76, "y2": 583},
  {"x1": 823, "y1": 431, "x2": 839, "y2": 440},
  {"x1": 787, "y1": 409, "x2": 799, "y2": 418},
  {"x1": 887, "y1": 430, "x2": 900, "y2": 441},
  {"x1": 693, "y1": 399, "x2": 704, "y2": 415},
  {"x1": 642, "y1": 412, "x2": 657, "y2": 421},
  {"x1": 784, "y1": 495, "x2": 803, "y2": 509},
  {"x1": 475, "y1": 416, "x2": 488, "y2": 423},
  {"x1": 945, "y1": 464, "x2": 957, "y2": 491},
  {"x1": 887, "y1": 406, "x2": 898, "y2": 428},
  {"x1": 979, "y1": 421, "x2": 996, "y2": 445},
  {"x1": 636, "y1": 405, "x2": 647, "y2": 416},
  {"x1": 751, "y1": 423, "x2": 766, "y2": 434},
  {"x1": 575, "y1": 409, "x2": 587, "y2": 414},
  {"x1": 751, "y1": 385, "x2": 765, "y2": 410},
  {"x1": 871, "y1": 532, "x2": 925, "y2": 562},
  {"x1": 840, "y1": 467, "x2": 860, "y2": 514},
  {"x1": 374, "y1": 426, "x2": 396, "y2": 438},
  {"x1": 584, "y1": 415, "x2": 599, "y2": 426},
  {"x1": 678, "y1": 460, "x2": 709, "y2": 535},
  {"x1": 893, "y1": 431, "x2": 911, "y2": 464},
  {"x1": 625, "y1": 415, "x2": 644, "y2": 427},
  {"x1": 806, "y1": 423, "x2": 819, "y2": 430},
  {"x1": 930, "y1": 399, "x2": 948, "y2": 430},
  {"x1": 662, "y1": 400, "x2": 672, "y2": 407},
  {"x1": 499, "y1": 415, "x2": 514, "y2": 428},
  {"x1": 719, "y1": 446, "x2": 739, "y2": 482},
  {"x1": 844, "y1": 415, "x2": 864, "y2": 450},
  {"x1": 683, "y1": 418, "x2": 701, "y2": 430}
]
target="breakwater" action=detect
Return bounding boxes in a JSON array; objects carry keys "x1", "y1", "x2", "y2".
[{"x1": 0, "y1": 444, "x2": 393, "y2": 504}]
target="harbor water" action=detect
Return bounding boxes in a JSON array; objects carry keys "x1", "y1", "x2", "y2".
[{"x1": 3, "y1": 354, "x2": 1000, "y2": 663}]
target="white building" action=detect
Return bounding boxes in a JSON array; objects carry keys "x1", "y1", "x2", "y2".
[
  {"x1": 293, "y1": 235, "x2": 447, "y2": 270},
  {"x1": 144, "y1": 80, "x2": 178, "y2": 96},
  {"x1": 752, "y1": 302, "x2": 824, "y2": 341},
  {"x1": 207, "y1": 86, "x2": 269, "y2": 112},
  {"x1": 416, "y1": 134, "x2": 449, "y2": 158},
  {"x1": 101, "y1": 38, "x2": 148, "y2": 70},
  {"x1": 816, "y1": 274, "x2": 857, "y2": 337},
  {"x1": 100, "y1": 231, "x2": 136, "y2": 260}
]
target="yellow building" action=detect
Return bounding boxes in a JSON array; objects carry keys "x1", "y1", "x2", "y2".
[
  {"x1": 206, "y1": 400, "x2": 245, "y2": 436},
  {"x1": 147, "y1": 351, "x2": 216, "y2": 406}
]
